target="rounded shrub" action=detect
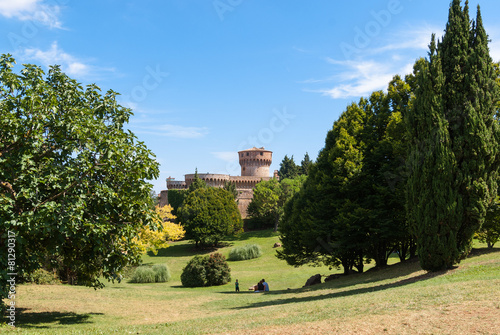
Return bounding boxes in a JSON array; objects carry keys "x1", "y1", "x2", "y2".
[
  {"x1": 152, "y1": 264, "x2": 171, "y2": 283},
  {"x1": 181, "y1": 255, "x2": 207, "y2": 287},
  {"x1": 181, "y1": 253, "x2": 231, "y2": 287},
  {"x1": 205, "y1": 253, "x2": 231, "y2": 286},
  {"x1": 228, "y1": 244, "x2": 263, "y2": 261}
]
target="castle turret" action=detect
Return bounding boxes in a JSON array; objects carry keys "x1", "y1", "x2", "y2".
[{"x1": 238, "y1": 147, "x2": 272, "y2": 177}]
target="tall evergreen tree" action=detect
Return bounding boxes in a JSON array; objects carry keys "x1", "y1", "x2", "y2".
[
  {"x1": 278, "y1": 155, "x2": 299, "y2": 180},
  {"x1": 300, "y1": 152, "x2": 313, "y2": 176},
  {"x1": 406, "y1": 36, "x2": 460, "y2": 271},
  {"x1": 188, "y1": 168, "x2": 208, "y2": 194},
  {"x1": 406, "y1": 1, "x2": 500, "y2": 270}
]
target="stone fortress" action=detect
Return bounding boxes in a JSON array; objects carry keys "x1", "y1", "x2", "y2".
[{"x1": 159, "y1": 147, "x2": 279, "y2": 217}]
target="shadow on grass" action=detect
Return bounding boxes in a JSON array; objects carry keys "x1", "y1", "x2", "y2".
[
  {"x1": 148, "y1": 242, "x2": 214, "y2": 258},
  {"x1": 231, "y1": 269, "x2": 447, "y2": 310},
  {"x1": 225, "y1": 229, "x2": 279, "y2": 241},
  {"x1": 16, "y1": 308, "x2": 103, "y2": 329},
  {"x1": 149, "y1": 230, "x2": 279, "y2": 257},
  {"x1": 469, "y1": 247, "x2": 500, "y2": 258}
]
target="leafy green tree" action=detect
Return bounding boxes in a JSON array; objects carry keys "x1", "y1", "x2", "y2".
[
  {"x1": 278, "y1": 155, "x2": 299, "y2": 180},
  {"x1": 0, "y1": 55, "x2": 160, "y2": 309},
  {"x1": 476, "y1": 196, "x2": 500, "y2": 248},
  {"x1": 247, "y1": 176, "x2": 305, "y2": 231},
  {"x1": 247, "y1": 179, "x2": 280, "y2": 229},
  {"x1": 279, "y1": 101, "x2": 369, "y2": 274},
  {"x1": 386, "y1": 75, "x2": 417, "y2": 261},
  {"x1": 406, "y1": 1, "x2": 500, "y2": 270},
  {"x1": 278, "y1": 79, "x2": 412, "y2": 273},
  {"x1": 300, "y1": 152, "x2": 313, "y2": 175},
  {"x1": 178, "y1": 187, "x2": 242, "y2": 247}
]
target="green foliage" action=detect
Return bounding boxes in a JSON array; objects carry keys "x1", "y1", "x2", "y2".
[
  {"x1": 178, "y1": 187, "x2": 242, "y2": 247},
  {"x1": 228, "y1": 244, "x2": 263, "y2": 261},
  {"x1": 278, "y1": 155, "x2": 300, "y2": 180},
  {"x1": 181, "y1": 253, "x2": 230, "y2": 287},
  {"x1": 223, "y1": 181, "x2": 238, "y2": 200},
  {"x1": 476, "y1": 197, "x2": 500, "y2": 248},
  {"x1": 247, "y1": 176, "x2": 306, "y2": 231},
  {"x1": 188, "y1": 169, "x2": 208, "y2": 194},
  {"x1": 167, "y1": 190, "x2": 187, "y2": 216},
  {"x1": 406, "y1": 2, "x2": 500, "y2": 270},
  {"x1": 26, "y1": 268, "x2": 60, "y2": 285},
  {"x1": 300, "y1": 152, "x2": 313, "y2": 176},
  {"x1": 180, "y1": 255, "x2": 207, "y2": 287},
  {"x1": 152, "y1": 264, "x2": 171, "y2": 282},
  {"x1": 279, "y1": 80, "x2": 411, "y2": 273},
  {"x1": 129, "y1": 264, "x2": 170, "y2": 283},
  {"x1": 204, "y1": 253, "x2": 231, "y2": 286},
  {"x1": 129, "y1": 266, "x2": 156, "y2": 283},
  {"x1": 0, "y1": 55, "x2": 160, "y2": 309}
]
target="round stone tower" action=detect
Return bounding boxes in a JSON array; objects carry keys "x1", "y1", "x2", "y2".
[{"x1": 238, "y1": 147, "x2": 272, "y2": 177}]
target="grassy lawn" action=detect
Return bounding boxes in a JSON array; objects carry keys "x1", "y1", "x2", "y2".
[{"x1": 3, "y1": 230, "x2": 500, "y2": 334}]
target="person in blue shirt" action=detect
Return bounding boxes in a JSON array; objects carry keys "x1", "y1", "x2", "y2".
[{"x1": 262, "y1": 279, "x2": 269, "y2": 292}]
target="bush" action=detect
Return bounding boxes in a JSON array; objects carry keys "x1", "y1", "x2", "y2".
[
  {"x1": 27, "y1": 268, "x2": 60, "y2": 285},
  {"x1": 180, "y1": 255, "x2": 207, "y2": 287},
  {"x1": 130, "y1": 264, "x2": 171, "y2": 283},
  {"x1": 228, "y1": 244, "x2": 263, "y2": 261},
  {"x1": 205, "y1": 253, "x2": 231, "y2": 286},
  {"x1": 152, "y1": 264, "x2": 171, "y2": 282},
  {"x1": 129, "y1": 266, "x2": 156, "y2": 283},
  {"x1": 181, "y1": 253, "x2": 231, "y2": 287}
]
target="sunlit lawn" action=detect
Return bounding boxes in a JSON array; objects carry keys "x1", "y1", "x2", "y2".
[{"x1": 3, "y1": 230, "x2": 500, "y2": 334}]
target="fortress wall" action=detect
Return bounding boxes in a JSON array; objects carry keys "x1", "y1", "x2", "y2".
[
  {"x1": 185, "y1": 173, "x2": 230, "y2": 188},
  {"x1": 158, "y1": 190, "x2": 169, "y2": 207},
  {"x1": 237, "y1": 189, "x2": 254, "y2": 218}
]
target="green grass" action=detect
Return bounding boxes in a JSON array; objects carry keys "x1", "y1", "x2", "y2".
[{"x1": 4, "y1": 231, "x2": 500, "y2": 334}]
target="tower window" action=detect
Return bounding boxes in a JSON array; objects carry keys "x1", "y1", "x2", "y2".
[
  {"x1": 260, "y1": 152, "x2": 263, "y2": 155},
  {"x1": 246, "y1": 152, "x2": 249, "y2": 156}
]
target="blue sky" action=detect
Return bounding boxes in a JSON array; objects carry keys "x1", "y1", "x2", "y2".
[{"x1": 1, "y1": 0, "x2": 500, "y2": 193}]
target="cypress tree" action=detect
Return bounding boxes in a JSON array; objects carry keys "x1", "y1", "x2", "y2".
[
  {"x1": 300, "y1": 152, "x2": 312, "y2": 175},
  {"x1": 439, "y1": 1, "x2": 500, "y2": 258},
  {"x1": 278, "y1": 155, "x2": 299, "y2": 180},
  {"x1": 407, "y1": 36, "x2": 460, "y2": 270},
  {"x1": 407, "y1": 1, "x2": 500, "y2": 270}
]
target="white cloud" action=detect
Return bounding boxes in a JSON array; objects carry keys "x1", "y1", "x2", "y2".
[
  {"x1": 315, "y1": 59, "x2": 413, "y2": 99},
  {"x1": 22, "y1": 42, "x2": 116, "y2": 80},
  {"x1": 0, "y1": 0, "x2": 63, "y2": 28},
  {"x1": 305, "y1": 25, "x2": 441, "y2": 100},
  {"x1": 211, "y1": 152, "x2": 237, "y2": 162},
  {"x1": 133, "y1": 124, "x2": 209, "y2": 139}
]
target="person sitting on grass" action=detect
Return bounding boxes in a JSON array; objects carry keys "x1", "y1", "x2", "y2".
[
  {"x1": 262, "y1": 279, "x2": 269, "y2": 292},
  {"x1": 253, "y1": 279, "x2": 264, "y2": 292}
]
